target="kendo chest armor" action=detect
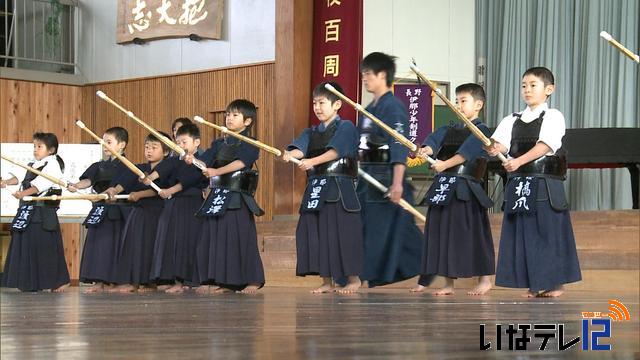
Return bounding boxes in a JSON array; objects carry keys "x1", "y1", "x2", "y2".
[
  {"x1": 93, "y1": 160, "x2": 118, "y2": 194},
  {"x1": 306, "y1": 121, "x2": 357, "y2": 178},
  {"x1": 358, "y1": 126, "x2": 390, "y2": 163},
  {"x1": 436, "y1": 127, "x2": 487, "y2": 181},
  {"x1": 20, "y1": 162, "x2": 62, "y2": 207},
  {"x1": 210, "y1": 140, "x2": 259, "y2": 196},
  {"x1": 509, "y1": 111, "x2": 567, "y2": 179}
]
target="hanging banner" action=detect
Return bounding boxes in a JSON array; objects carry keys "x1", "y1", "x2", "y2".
[
  {"x1": 393, "y1": 83, "x2": 434, "y2": 145},
  {"x1": 309, "y1": 0, "x2": 363, "y2": 125},
  {"x1": 117, "y1": 0, "x2": 224, "y2": 44}
]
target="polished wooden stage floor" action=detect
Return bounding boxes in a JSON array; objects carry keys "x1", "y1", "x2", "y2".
[{"x1": 1, "y1": 287, "x2": 638, "y2": 359}]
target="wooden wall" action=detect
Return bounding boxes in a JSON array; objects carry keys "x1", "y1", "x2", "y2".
[
  {"x1": 0, "y1": 79, "x2": 84, "y2": 281},
  {"x1": 0, "y1": 80, "x2": 84, "y2": 142}
]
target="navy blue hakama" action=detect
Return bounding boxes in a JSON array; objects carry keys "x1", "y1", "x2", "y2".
[
  {"x1": 2, "y1": 207, "x2": 70, "y2": 291},
  {"x1": 422, "y1": 193, "x2": 495, "y2": 278},
  {"x1": 150, "y1": 193, "x2": 203, "y2": 284},
  {"x1": 112, "y1": 198, "x2": 164, "y2": 286},
  {"x1": 296, "y1": 201, "x2": 364, "y2": 280},
  {"x1": 195, "y1": 200, "x2": 265, "y2": 290},
  {"x1": 495, "y1": 178, "x2": 581, "y2": 291},
  {"x1": 357, "y1": 170, "x2": 423, "y2": 287}
]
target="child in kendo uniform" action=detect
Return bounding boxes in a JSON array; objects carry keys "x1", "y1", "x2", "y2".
[
  {"x1": 69, "y1": 127, "x2": 130, "y2": 293},
  {"x1": 191, "y1": 99, "x2": 265, "y2": 294},
  {"x1": 412, "y1": 84, "x2": 495, "y2": 296},
  {"x1": 284, "y1": 82, "x2": 364, "y2": 294},
  {"x1": 1, "y1": 132, "x2": 70, "y2": 292},
  {"x1": 486, "y1": 67, "x2": 581, "y2": 297}
]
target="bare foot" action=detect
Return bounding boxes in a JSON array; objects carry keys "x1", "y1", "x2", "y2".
[
  {"x1": 195, "y1": 285, "x2": 210, "y2": 294},
  {"x1": 336, "y1": 276, "x2": 361, "y2": 294},
  {"x1": 165, "y1": 284, "x2": 185, "y2": 294},
  {"x1": 538, "y1": 285, "x2": 565, "y2": 297},
  {"x1": 239, "y1": 284, "x2": 261, "y2": 294},
  {"x1": 433, "y1": 286, "x2": 454, "y2": 296},
  {"x1": 52, "y1": 283, "x2": 69, "y2": 293},
  {"x1": 310, "y1": 284, "x2": 334, "y2": 294},
  {"x1": 433, "y1": 277, "x2": 454, "y2": 295},
  {"x1": 521, "y1": 289, "x2": 539, "y2": 298},
  {"x1": 117, "y1": 285, "x2": 138, "y2": 293},
  {"x1": 137, "y1": 285, "x2": 156, "y2": 293},
  {"x1": 310, "y1": 277, "x2": 333, "y2": 294},
  {"x1": 410, "y1": 284, "x2": 426, "y2": 293},
  {"x1": 84, "y1": 283, "x2": 104, "y2": 294},
  {"x1": 106, "y1": 285, "x2": 123, "y2": 293},
  {"x1": 213, "y1": 287, "x2": 233, "y2": 294},
  {"x1": 156, "y1": 284, "x2": 171, "y2": 291},
  {"x1": 468, "y1": 276, "x2": 492, "y2": 296}
]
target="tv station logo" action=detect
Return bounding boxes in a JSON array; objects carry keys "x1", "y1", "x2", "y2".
[{"x1": 480, "y1": 299, "x2": 631, "y2": 351}]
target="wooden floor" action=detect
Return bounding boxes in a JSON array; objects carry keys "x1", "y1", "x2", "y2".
[{"x1": 1, "y1": 287, "x2": 638, "y2": 359}]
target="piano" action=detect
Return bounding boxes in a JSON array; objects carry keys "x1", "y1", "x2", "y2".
[{"x1": 487, "y1": 128, "x2": 640, "y2": 209}]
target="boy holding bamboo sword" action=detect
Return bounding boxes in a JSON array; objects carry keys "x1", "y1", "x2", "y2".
[
  {"x1": 283, "y1": 82, "x2": 364, "y2": 294},
  {"x1": 186, "y1": 99, "x2": 265, "y2": 294},
  {"x1": 103, "y1": 132, "x2": 173, "y2": 293},
  {"x1": 486, "y1": 67, "x2": 581, "y2": 298},
  {"x1": 142, "y1": 123, "x2": 207, "y2": 293},
  {"x1": 412, "y1": 83, "x2": 495, "y2": 296},
  {"x1": 67, "y1": 127, "x2": 131, "y2": 293}
]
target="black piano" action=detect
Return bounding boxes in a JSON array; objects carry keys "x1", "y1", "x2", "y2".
[{"x1": 488, "y1": 128, "x2": 640, "y2": 209}]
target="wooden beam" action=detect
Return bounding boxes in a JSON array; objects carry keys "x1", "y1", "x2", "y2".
[{"x1": 274, "y1": 0, "x2": 313, "y2": 216}]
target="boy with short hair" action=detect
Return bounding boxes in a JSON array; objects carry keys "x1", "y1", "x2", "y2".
[
  {"x1": 284, "y1": 82, "x2": 363, "y2": 294},
  {"x1": 486, "y1": 67, "x2": 581, "y2": 297},
  {"x1": 412, "y1": 83, "x2": 495, "y2": 296}
]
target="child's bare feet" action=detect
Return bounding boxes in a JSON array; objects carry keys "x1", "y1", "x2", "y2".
[
  {"x1": 468, "y1": 276, "x2": 492, "y2": 296},
  {"x1": 410, "y1": 284, "x2": 426, "y2": 293},
  {"x1": 521, "y1": 289, "x2": 539, "y2": 298},
  {"x1": 311, "y1": 284, "x2": 334, "y2": 294},
  {"x1": 84, "y1": 283, "x2": 104, "y2": 293},
  {"x1": 137, "y1": 285, "x2": 156, "y2": 293},
  {"x1": 106, "y1": 285, "x2": 123, "y2": 293},
  {"x1": 433, "y1": 287, "x2": 454, "y2": 295},
  {"x1": 52, "y1": 283, "x2": 69, "y2": 293},
  {"x1": 213, "y1": 286, "x2": 233, "y2": 294},
  {"x1": 165, "y1": 283, "x2": 185, "y2": 294},
  {"x1": 538, "y1": 285, "x2": 565, "y2": 297},
  {"x1": 311, "y1": 277, "x2": 334, "y2": 294},
  {"x1": 195, "y1": 285, "x2": 210, "y2": 294},
  {"x1": 433, "y1": 277, "x2": 454, "y2": 295},
  {"x1": 336, "y1": 276, "x2": 361, "y2": 294},
  {"x1": 239, "y1": 284, "x2": 261, "y2": 294},
  {"x1": 117, "y1": 284, "x2": 138, "y2": 293}
]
